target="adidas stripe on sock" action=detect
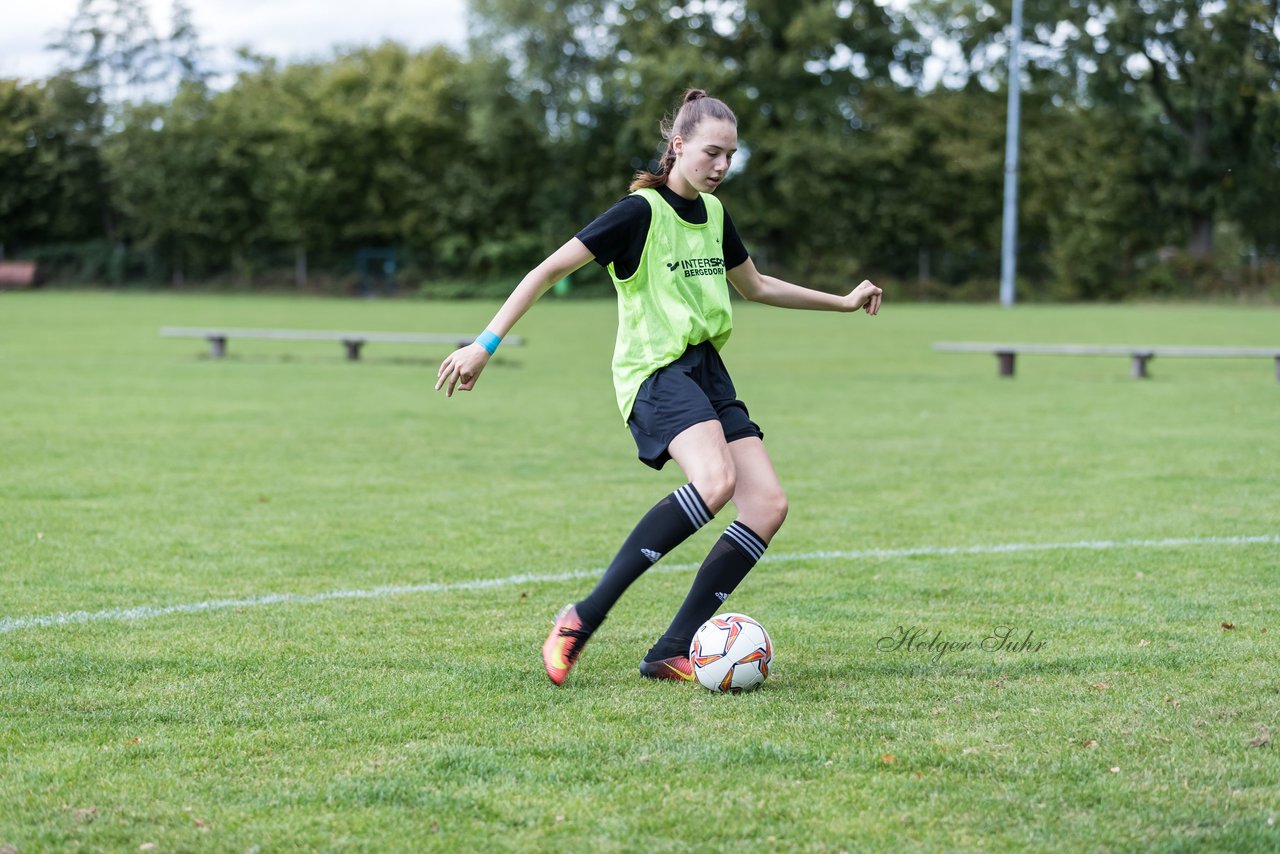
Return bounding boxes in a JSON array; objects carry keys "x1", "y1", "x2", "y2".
[
  {"x1": 723, "y1": 520, "x2": 766, "y2": 562},
  {"x1": 672, "y1": 483, "x2": 713, "y2": 529}
]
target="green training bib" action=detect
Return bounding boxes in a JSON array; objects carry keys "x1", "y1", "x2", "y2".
[{"x1": 609, "y1": 188, "x2": 733, "y2": 422}]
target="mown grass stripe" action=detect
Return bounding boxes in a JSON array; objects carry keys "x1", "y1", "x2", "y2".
[{"x1": 2, "y1": 533, "x2": 1274, "y2": 636}]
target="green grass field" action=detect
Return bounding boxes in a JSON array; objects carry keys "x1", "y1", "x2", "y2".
[{"x1": 2, "y1": 291, "x2": 1277, "y2": 852}]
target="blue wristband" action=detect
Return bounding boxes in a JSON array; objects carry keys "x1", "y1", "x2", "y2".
[{"x1": 476, "y1": 329, "x2": 501, "y2": 355}]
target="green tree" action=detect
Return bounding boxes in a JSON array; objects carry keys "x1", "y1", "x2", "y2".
[
  {"x1": 922, "y1": 0, "x2": 1280, "y2": 258},
  {"x1": 101, "y1": 41, "x2": 557, "y2": 285},
  {"x1": 49, "y1": 0, "x2": 165, "y2": 108},
  {"x1": 103, "y1": 84, "x2": 229, "y2": 279},
  {"x1": 0, "y1": 76, "x2": 108, "y2": 255},
  {"x1": 239, "y1": 43, "x2": 547, "y2": 279},
  {"x1": 1084, "y1": 0, "x2": 1280, "y2": 257},
  {"x1": 164, "y1": 0, "x2": 211, "y2": 91},
  {"x1": 1022, "y1": 104, "x2": 1164, "y2": 298}
]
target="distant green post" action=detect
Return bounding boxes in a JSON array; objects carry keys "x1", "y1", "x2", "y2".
[{"x1": 553, "y1": 274, "x2": 571, "y2": 296}]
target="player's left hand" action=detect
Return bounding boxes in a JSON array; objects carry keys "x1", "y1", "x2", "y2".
[{"x1": 846, "y1": 280, "x2": 882, "y2": 316}]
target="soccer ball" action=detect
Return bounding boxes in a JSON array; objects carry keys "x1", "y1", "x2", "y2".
[{"x1": 689, "y1": 613, "x2": 772, "y2": 693}]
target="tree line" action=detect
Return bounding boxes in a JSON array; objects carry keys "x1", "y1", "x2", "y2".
[{"x1": 1, "y1": 0, "x2": 1277, "y2": 299}]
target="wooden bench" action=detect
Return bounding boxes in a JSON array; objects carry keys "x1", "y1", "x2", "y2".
[
  {"x1": 0, "y1": 261, "x2": 38, "y2": 289},
  {"x1": 160, "y1": 327, "x2": 524, "y2": 361},
  {"x1": 934, "y1": 342, "x2": 1280, "y2": 381}
]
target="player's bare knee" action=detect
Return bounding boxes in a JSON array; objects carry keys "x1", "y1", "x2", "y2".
[
  {"x1": 753, "y1": 489, "x2": 788, "y2": 534},
  {"x1": 770, "y1": 490, "x2": 789, "y2": 530},
  {"x1": 696, "y1": 465, "x2": 736, "y2": 513}
]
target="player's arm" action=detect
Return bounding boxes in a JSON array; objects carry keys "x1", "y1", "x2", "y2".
[
  {"x1": 436, "y1": 238, "x2": 595, "y2": 397},
  {"x1": 727, "y1": 257, "x2": 882, "y2": 316}
]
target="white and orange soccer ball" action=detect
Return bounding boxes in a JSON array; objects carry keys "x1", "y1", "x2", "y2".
[{"x1": 689, "y1": 613, "x2": 772, "y2": 693}]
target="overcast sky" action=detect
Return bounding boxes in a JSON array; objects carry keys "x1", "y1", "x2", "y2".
[{"x1": 0, "y1": 0, "x2": 469, "y2": 83}]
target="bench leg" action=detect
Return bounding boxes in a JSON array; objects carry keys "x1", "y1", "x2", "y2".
[
  {"x1": 1275, "y1": 356, "x2": 1279, "y2": 383},
  {"x1": 343, "y1": 340, "x2": 365, "y2": 361},
  {"x1": 996, "y1": 351, "x2": 1015, "y2": 377},
  {"x1": 1131, "y1": 354, "x2": 1151, "y2": 379},
  {"x1": 208, "y1": 336, "x2": 227, "y2": 359}
]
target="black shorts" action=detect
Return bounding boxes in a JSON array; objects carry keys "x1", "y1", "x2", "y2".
[{"x1": 627, "y1": 342, "x2": 764, "y2": 470}]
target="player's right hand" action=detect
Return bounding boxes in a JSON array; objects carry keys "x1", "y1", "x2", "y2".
[{"x1": 435, "y1": 343, "x2": 490, "y2": 397}]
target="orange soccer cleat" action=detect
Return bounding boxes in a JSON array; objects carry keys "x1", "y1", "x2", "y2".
[
  {"x1": 542, "y1": 604, "x2": 593, "y2": 686},
  {"x1": 638, "y1": 654, "x2": 695, "y2": 682}
]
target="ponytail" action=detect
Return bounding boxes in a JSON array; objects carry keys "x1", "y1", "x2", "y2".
[{"x1": 629, "y1": 88, "x2": 737, "y2": 192}]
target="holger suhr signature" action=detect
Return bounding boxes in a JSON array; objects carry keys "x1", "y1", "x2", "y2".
[{"x1": 876, "y1": 625, "x2": 1046, "y2": 664}]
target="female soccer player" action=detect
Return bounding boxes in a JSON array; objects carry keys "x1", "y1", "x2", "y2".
[{"x1": 436, "y1": 89, "x2": 882, "y2": 686}]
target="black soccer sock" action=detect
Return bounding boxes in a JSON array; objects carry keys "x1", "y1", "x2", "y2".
[
  {"x1": 574, "y1": 484, "x2": 714, "y2": 630},
  {"x1": 645, "y1": 520, "x2": 768, "y2": 661}
]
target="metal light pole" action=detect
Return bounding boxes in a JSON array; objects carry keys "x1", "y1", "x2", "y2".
[{"x1": 999, "y1": 0, "x2": 1024, "y2": 307}]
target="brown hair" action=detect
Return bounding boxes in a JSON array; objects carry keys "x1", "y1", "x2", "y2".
[{"x1": 629, "y1": 89, "x2": 737, "y2": 191}]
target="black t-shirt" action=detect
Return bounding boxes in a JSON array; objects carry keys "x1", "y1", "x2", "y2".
[{"x1": 576, "y1": 184, "x2": 750, "y2": 281}]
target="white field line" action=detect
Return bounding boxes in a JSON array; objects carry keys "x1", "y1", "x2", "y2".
[{"x1": 2, "y1": 534, "x2": 1276, "y2": 636}]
